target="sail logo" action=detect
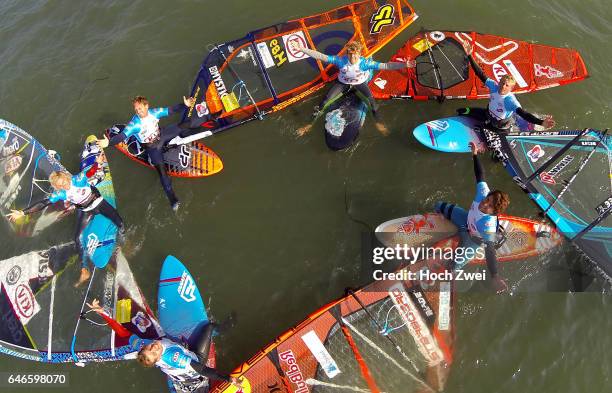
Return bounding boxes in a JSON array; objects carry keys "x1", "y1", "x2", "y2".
[
  {"x1": 6, "y1": 265, "x2": 21, "y2": 285},
  {"x1": 534, "y1": 63, "x2": 563, "y2": 79},
  {"x1": 178, "y1": 271, "x2": 197, "y2": 303},
  {"x1": 195, "y1": 100, "x2": 209, "y2": 118},
  {"x1": 283, "y1": 32, "x2": 310, "y2": 63},
  {"x1": 373, "y1": 77, "x2": 387, "y2": 89},
  {"x1": 370, "y1": 5, "x2": 395, "y2": 34},
  {"x1": 540, "y1": 155, "x2": 574, "y2": 185},
  {"x1": 278, "y1": 350, "x2": 309, "y2": 393},
  {"x1": 208, "y1": 66, "x2": 229, "y2": 99},
  {"x1": 527, "y1": 145, "x2": 545, "y2": 162},
  {"x1": 389, "y1": 283, "x2": 443, "y2": 365},
  {"x1": 14, "y1": 284, "x2": 35, "y2": 319}
]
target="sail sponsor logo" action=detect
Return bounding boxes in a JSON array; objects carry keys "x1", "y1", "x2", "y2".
[
  {"x1": 492, "y1": 61, "x2": 527, "y2": 88},
  {"x1": 409, "y1": 289, "x2": 435, "y2": 320},
  {"x1": 373, "y1": 77, "x2": 387, "y2": 89},
  {"x1": 268, "y1": 39, "x2": 288, "y2": 67},
  {"x1": 429, "y1": 31, "x2": 445, "y2": 42},
  {"x1": 2, "y1": 307, "x2": 25, "y2": 344},
  {"x1": 540, "y1": 155, "x2": 574, "y2": 185},
  {"x1": 14, "y1": 284, "x2": 35, "y2": 319},
  {"x1": 534, "y1": 63, "x2": 563, "y2": 79},
  {"x1": 456, "y1": 32, "x2": 519, "y2": 65},
  {"x1": 438, "y1": 282, "x2": 451, "y2": 331},
  {"x1": 131, "y1": 311, "x2": 152, "y2": 334},
  {"x1": 195, "y1": 100, "x2": 209, "y2": 118},
  {"x1": 279, "y1": 350, "x2": 309, "y2": 393},
  {"x1": 527, "y1": 145, "x2": 545, "y2": 162},
  {"x1": 3, "y1": 136, "x2": 20, "y2": 156},
  {"x1": 370, "y1": 4, "x2": 395, "y2": 34},
  {"x1": 209, "y1": 66, "x2": 229, "y2": 99},
  {"x1": 256, "y1": 42, "x2": 276, "y2": 69},
  {"x1": 178, "y1": 271, "x2": 197, "y2": 303},
  {"x1": 389, "y1": 283, "x2": 443, "y2": 365},
  {"x1": 596, "y1": 197, "x2": 612, "y2": 216},
  {"x1": 283, "y1": 32, "x2": 310, "y2": 63},
  {"x1": 302, "y1": 330, "x2": 340, "y2": 378},
  {"x1": 6, "y1": 266, "x2": 21, "y2": 285}
]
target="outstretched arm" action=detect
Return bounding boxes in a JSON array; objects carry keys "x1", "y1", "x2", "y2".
[
  {"x1": 516, "y1": 108, "x2": 555, "y2": 128},
  {"x1": 470, "y1": 142, "x2": 485, "y2": 183},
  {"x1": 462, "y1": 41, "x2": 488, "y2": 83},
  {"x1": 294, "y1": 45, "x2": 330, "y2": 63},
  {"x1": 87, "y1": 299, "x2": 133, "y2": 338}
]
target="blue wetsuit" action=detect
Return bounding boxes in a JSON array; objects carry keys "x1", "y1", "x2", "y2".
[
  {"x1": 109, "y1": 104, "x2": 186, "y2": 207},
  {"x1": 435, "y1": 154, "x2": 500, "y2": 275}
]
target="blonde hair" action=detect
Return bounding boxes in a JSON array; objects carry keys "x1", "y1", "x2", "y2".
[
  {"x1": 136, "y1": 348, "x2": 156, "y2": 368},
  {"x1": 49, "y1": 171, "x2": 70, "y2": 188},
  {"x1": 499, "y1": 75, "x2": 516, "y2": 86},
  {"x1": 346, "y1": 41, "x2": 362, "y2": 54},
  {"x1": 132, "y1": 96, "x2": 149, "y2": 106}
]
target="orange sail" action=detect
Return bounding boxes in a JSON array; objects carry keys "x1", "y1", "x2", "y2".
[
  {"x1": 180, "y1": 0, "x2": 418, "y2": 141},
  {"x1": 212, "y1": 268, "x2": 454, "y2": 393}
]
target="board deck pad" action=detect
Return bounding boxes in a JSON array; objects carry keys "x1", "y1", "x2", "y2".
[
  {"x1": 324, "y1": 91, "x2": 368, "y2": 150},
  {"x1": 413, "y1": 114, "x2": 546, "y2": 153},
  {"x1": 375, "y1": 213, "x2": 563, "y2": 263},
  {"x1": 158, "y1": 255, "x2": 216, "y2": 393},
  {"x1": 107, "y1": 125, "x2": 223, "y2": 178}
]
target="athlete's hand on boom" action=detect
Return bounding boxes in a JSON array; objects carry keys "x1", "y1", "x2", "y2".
[
  {"x1": 97, "y1": 135, "x2": 110, "y2": 149},
  {"x1": 6, "y1": 210, "x2": 25, "y2": 222},
  {"x1": 183, "y1": 96, "x2": 195, "y2": 108},
  {"x1": 541, "y1": 115, "x2": 555, "y2": 129},
  {"x1": 469, "y1": 141, "x2": 483, "y2": 155},
  {"x1": 86, "y1": 299, "x2": 104, "y2": 313},
  {"x1": 462, "y1": 40, "x2": 473, "y2": 56}
]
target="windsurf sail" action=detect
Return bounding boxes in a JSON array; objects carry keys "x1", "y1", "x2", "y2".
[
  {"x1": 212, "y1": 268, "x2": 454, "y2": 393},
  {"x1": 0, "y1": 119, "x2": 73, "y2": 237},
  {"x1": 0, "y1": 245, "x2": 162, "y2": 363},
  {"x1": 178, "y1": 0, "x2": 418, "y2": 142},
  {"x1": 485, "y1": 129, "x2": 612, "y2": 276},
  {"x1": 370, "y1": 30, "x2": 588, "y2": 100}
]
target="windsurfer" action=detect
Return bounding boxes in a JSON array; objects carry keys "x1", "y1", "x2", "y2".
[
  {"x1": 291, "y1": 41, "x2": 415, "y2": 136},
  {"x1": 86, "y1": 299, "x2": 243, "y2": 390},
  {"x1": 98, "y1": 95, "x2": 196, "y2": 212},
  {"x1": 435, "y1": 142, "x2": 509, "y2": 293},
  {"x1": 6, "y1": 165, "x2": 124, "y2": 287},
  {"x1": 459, "y1": 41, "x2": 555, "y2": 131}
]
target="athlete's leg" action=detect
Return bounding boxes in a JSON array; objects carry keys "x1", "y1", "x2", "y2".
[
  {"x1": 91, "y1": 199, "x2": 124, "y2": 231},
  {"x1": 318, "y1": 81, "x2": 350, "y2": 114},
  {"x1": 353, "y1": 82, "x2": 379, "y2": 117},
  {"x1": 146, "y1": 145, "x2": 180, "y2": 209},
  {"x1": 74, "y1": 210, "x2": 92, "y2": 287},
  {"x1": 457, "y1": 107, "x2": 488, "y2": 122}
]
